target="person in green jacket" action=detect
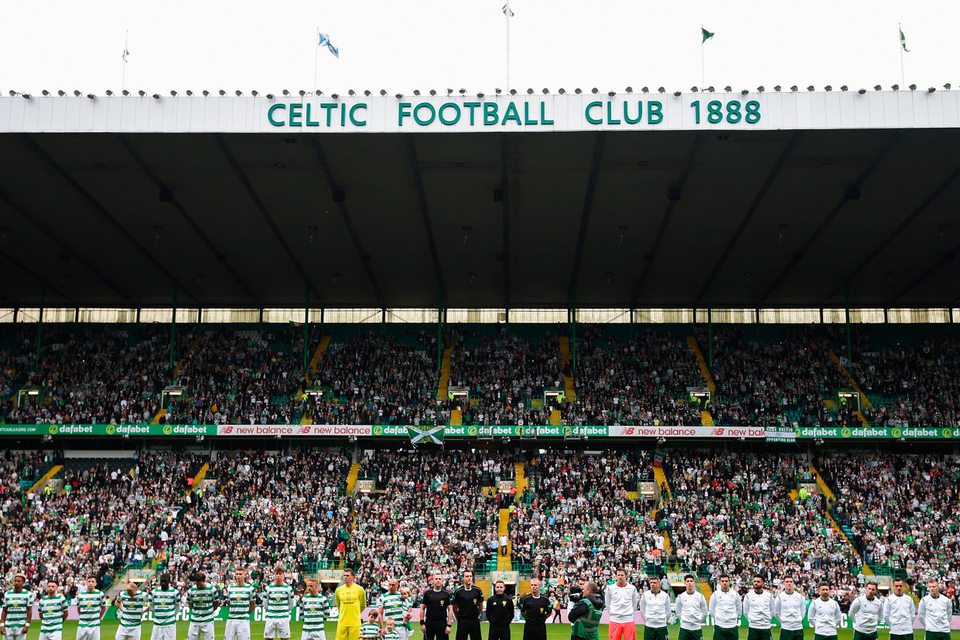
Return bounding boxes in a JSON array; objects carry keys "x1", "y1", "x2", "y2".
[{"x1": 569, "y1": 582, "x2": 604, "y2": 640}]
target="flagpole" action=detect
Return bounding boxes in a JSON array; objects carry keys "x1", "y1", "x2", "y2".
[
  {"x1": 899, "y1": 23, "x2": 905, "y2": 89},
  {"x1": 506, "y1": 0, "x2": 511, "y2": 92},
  {"x1": 701, "y1": 34, "x2": 705, "y2": 89},
  {"x1": 122, "y1": 30, "x2": 128, "y2": 92},
  {"x1": 314, "y1": 28, "x2": 320, "y2": 91}
]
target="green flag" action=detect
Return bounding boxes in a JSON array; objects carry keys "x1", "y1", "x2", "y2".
[
  {"x1": 702, "y1": 27, "x2": 715, "y2": 43},
  {"x1": 407, "y1": 425, "x2": 445, "y2": 445},
  {"x1": 900, "y1": 27, "x2": 909, "y2": 52}
]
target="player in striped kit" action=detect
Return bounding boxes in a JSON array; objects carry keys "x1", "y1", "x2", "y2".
[
  {"x1": 75, "y1": 576, "x2": 107, "y2": 640},
  {"x1": 379, "y1": 580, "x2": 411, "y2": 640},
  {"x1": 115, "y1": 582, "x2": 149, "y2": 640},
  {"x1": 148, "y1": 574, "x2": 180, "y2": 640},
  {"x1": 224, "y1": 569, "x2": 256, "y2": 640},
  {"x1": 187, "y1": 573, "x2": 219, "y2": 640},
  {"x1": 38, "y1": 581, "x2": 68, "y2": 640},
  {"x1": 0, "y1": 574, "x2": 34, "y2": 640},
  {"x1": 299, "y1": 579, "x2": 331, "y2": 640},
  {"x1": 263, "y1": 567, "x2": 295, "y2": 640}
]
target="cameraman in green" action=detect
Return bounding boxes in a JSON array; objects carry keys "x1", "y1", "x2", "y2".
[{"x1": 569, "y1": 582, "x2": 605, "y2": 640}]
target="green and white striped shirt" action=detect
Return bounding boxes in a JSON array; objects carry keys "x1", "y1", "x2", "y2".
[
  {"x1": 38, "y1": 595, "x2": 68, "y2": 633},
  {"x1": 360, "y1": 623, "x2": 381, "y2": 639},
  {"x1": 384, "y1": 630, "x2": 401, "y2": 640},
  {"x1": 225, "y1": 585, "x2": 255, "y2": 621},
  {"x1": 149, "y1": 588, "x2": 180, "y2": 627},
  {"x1": 187, "y1": 586, "x2": 218, "y2": 624},
  {"x1": 379, "y1": 593, "x2": 408, "y2": 623},
  {"x1": 1, "y1": 590, "x2": 34, "y2": 628},
  {"x1": 263, "y1": 584, "x2": 294, "y2": 620},
  {"x1": 76, "y1": 590, "x2": 106, "y2": 627},
  {"x1": 300, "y1": 594, "x2": 331, "y2": 631},
  {"x1": 117, "y1": 592, "x2": 149, "y2": 628}
]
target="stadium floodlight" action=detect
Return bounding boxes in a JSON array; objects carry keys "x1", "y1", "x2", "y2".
[
  {"x1": 909, "y1": 84, "x2": 916, "y2": 91},
  {"x1": 790, "y1": 86, "x2": 798, "y2": 92},
  {"x1": 609, "y1": 90, "x2": 616, "y2": 97},
  {"x1": 891, "y1": 84, "x2": 899, "y2": 91},
  {"x1": 380, "y1": 89, "x2": 387, "y2": 96},
  {"x1": 641, "y1": 87, "x2": 649, "y2": 93},
  {"x1": 282, "y1": 89, "x2": 290, "y2": 96},
  {"x1": 170, "y1": 90, "x2": 177, "y2": 96},
  {"x1": 430, "y1": 90, "x2": 437, "y2": 96},
  {"x1": 235, "y1": 90, "x2": 242, "y2": 96},
  {"x1": 574, "y1": 88, "x2": 582, "y2": 94},
  {"x1": 690, "y1": 86, "x2": 698, "y2": 93},
  {"x1": 527, "y1": 88, "x2": 534, "y2": 94},
  {"x1": 106, "y1": 90, "x2": 114, "y2": 96},
  {"x1": 591, "y1": 87, "x2": 599, "y2": 94},
  {"x1": 928, "y1": 87, "x2": 936, "y2": 93},
  {"x1": 459, "y1": 88, "x2": 466, "y2": 94},
  {"x1": 657, "y1": 87, "x2": 665, "y2": 93},
  {"x1": 153, "y1": 93, "x2": 161, "y2": 99},
  {"x1": 87, "y1": 93, "x2": 96, "y2": 99},
  {"x1": 858, "y1": 88, "x2": 866, "y2": 94},
  {"x1": 874, "y1": 85, "x2": 882, "y2": 91},
  {"x1": 945, "y1": 83, "x2": 952, "y2": 90},
  {"x1": 740, "y1": 89, "x2": 749, "y2": 95},
  {"x1": 74, "y1": 90, "x2": 81, "y2": 97},
  {"x1": 757, "y1": 86, "x2": 764, "y2": 92},
  {"x1": 266, "y1": 93, "x2": 274, "y2": 99},
  {"x1": 673, "y1": 90, "x2": 681, "y2": 97},
  {"x1": 807, "y1": 86, "x2": 815, "y2": 91},
  {"x1": 543, "y1": 88, "x2": 550, "y2": 95},
  {"x1": 220, "y1": 90, "x2": 227, "y2": 96},
  {"x1": 59, "y1": 90, "x2": 67, "y2": 96},
  {"x1": 558, "y1": 88, "x2": 565, "y2": 94},
  {"x1": 724, "y1": 86, "x2": 732, "y2": 92},
  {"x1": 42, "y1": 90, "x2": 50, "y2": 96},
  {"x1": 840, "y1": 85, "x2": 848, "y2": 91}
]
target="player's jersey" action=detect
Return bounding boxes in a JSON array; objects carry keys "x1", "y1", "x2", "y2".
[
  {"x1": 360, "y1": 623, "x2": 381, "y2": 640},
  {"x1": 76, "y1": 590, "x2": 107, "y2": 627},
  {"x1": 334, "y1": 585, "x2": 366, "y2": 627},
  {"x1": 300, "y1": 594, "x2": 331, "y2": 631},
  {"x1": 380, "y1": 592, "x2": 407, "y2": 623},
  {"x1": 226, "y1": 585, "x2": 255, "y2": 621},
  {"x1": 2, "y1": 590, "x2": 34, "y2": 628},
  {"x1": 38, "y1": 595, "x2": 68, "y2": 633},
  {"x1": 263, "y1": 584, "x2": 295, "y2": 620},
  {"x1": 149, "y1": 588, "x2": 180, "y2": 627},
  {"x1": 384, "y1": 631, "x2": 401, "y2": 640},
  {"x1": 117, "y1": 592, "x2": 149, "y2": 628},
  {"x1": 187, "y1": 585, "x2": 219, "y2": 624}
]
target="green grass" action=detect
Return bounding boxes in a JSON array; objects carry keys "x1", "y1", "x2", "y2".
[{"x1": 18, "y1": 622, "x2": 959, "y2": 640}]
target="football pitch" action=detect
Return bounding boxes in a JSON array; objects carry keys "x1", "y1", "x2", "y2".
[{"x1": 18, "y1": 622, "x2": 959, "y2": 640}]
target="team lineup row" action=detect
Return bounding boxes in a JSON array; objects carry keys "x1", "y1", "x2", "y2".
[{"x1": 2, "y1": 569, "x2": 957, "y2": 640}]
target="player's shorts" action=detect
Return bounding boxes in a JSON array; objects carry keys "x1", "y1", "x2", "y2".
[
  {"x1": 853, "y1": 632, "x2": 878, "y2": 640},
  {"x1": 39, "y1": 631, "x2": 63, "y2": 640},
  {"x1": 779, "y1": 629, "x2": 804, "y2": 640},
  {"x1": 610, "y1": 622, "x2": 637, "y2": 640},
  {"x1": 4, "y1": 629, "x2": 28, "y2": 640},
  {"x1": 813, "y1": 634, "x2": 838, "y2": 640},
  {"x1": 77, "y1": 628, "x2": 101, "y2": 640},
  {"x1": 225, "y1": 622, "x2": 252, "y2": 640},
  {"x1": 394, "y1": 627, "x2": 409, "y2": 640},
  {"x1": 116, "y1": 627, "x2": 142, "y2": 640},
  {"x1": 188, "y1": 622, "x2": 216, "y2": 640},
  {"x1": 713, "y1": 628, "x2": 738, "y2": 640},
  {"x1": 335, "y1": 626, "x2": 359, "y2": 640},
  {"x1": 151, "y1": 625, "x2": 177, "y2": 640},
  {"x1": 301, "y1": 631, "x2": 326, "y2": 640},
  {"x1": 643, "y1": 626, "x2": 668, "y2": 640},
  {"x1": 924, "y1": 633, "x2": 952, "y2": 640},
  {"x1": 890, "y1": 634, "x2": 915, "y2": 640},
  {"x1": 264, "y1": 620, "x2": 291, "y2": 640},
  {"x1": 677, "y1": 629, "x2": 703, "y2": 640},
  {"x1": 748, "y1": 628, "x2": 773, "y2": 640}
]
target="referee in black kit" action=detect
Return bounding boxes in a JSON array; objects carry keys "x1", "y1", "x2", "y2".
[
  {"x1": 421, "y1": 573, "x2": 454, "y2": 640},
  {"x1": 453, "y1": 570, "x2": 484, "y2": 640},
  {"x1": 486, "y1": 581, "x2": 514, "y2": 640},
  {"x1": 519, "y1": 578, "x2": 551, "y2": 640}
]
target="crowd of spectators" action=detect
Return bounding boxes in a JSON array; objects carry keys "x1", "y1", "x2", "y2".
[
  {"x1": 662, "y1": 450, "x2": 862, "y2": 591},
  {"x1": 816, "y1": 452, "x2": 960, "y2": 594},
  {"x1": 348, "y1": 450, "x2": 514, "y2": 594},
  {"x1": 304, "y1": 331, "x2": 441, "y2": 426},
  {"x1": 565, "y1": 327, "x2": 703, "y2": 426}
]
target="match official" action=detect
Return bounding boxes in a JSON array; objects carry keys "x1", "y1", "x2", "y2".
[
  {"x1": 519, "y1": 579, "x2": 550, "y2": 640},
  {"x1": 420, "y1": 574, "x2": 453, "y2": 640},
  {"x1": 453, "y1": 571, "x2": 483, "y2": 640},
  {"x1": 486, "y1": 581, "x2": 513, "y2": 640}
]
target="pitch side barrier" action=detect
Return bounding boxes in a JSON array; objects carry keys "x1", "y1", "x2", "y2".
[{"x1": 0, "y1": 423, "x2": 957, "y2": 440}]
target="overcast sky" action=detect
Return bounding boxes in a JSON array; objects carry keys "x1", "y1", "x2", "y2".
[{"x1": 2, "y1": 0, "x2": 958, "y2": 97}]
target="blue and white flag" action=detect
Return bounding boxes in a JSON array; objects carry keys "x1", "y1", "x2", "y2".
[{"x1": 318, "y1": 32, "x2": 339, "y2": 58}]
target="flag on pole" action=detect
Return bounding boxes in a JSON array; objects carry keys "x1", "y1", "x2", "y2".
[
  {"x1": 122, "y1": 48, "x2": 129, "y2": 62},
  {"x1": 900, "y1": 27, "x2": 910, "y2": 52},
  {"x1": 407, "y1": 425, "x2": 445, "y2": 445},
  {"x1": 701, "y1": 27, "x2": 715, "y2": 43},
  {"x1": 318, "y1": 32, "x2": 339, "y2": 58},
  {"x1": 502, "y1": 3, "x2": 514, "y2": 17}
]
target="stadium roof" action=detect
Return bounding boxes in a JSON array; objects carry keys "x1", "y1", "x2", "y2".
[{"x1": 1, "y1": 91, "x2": 960, "y2": 311}]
